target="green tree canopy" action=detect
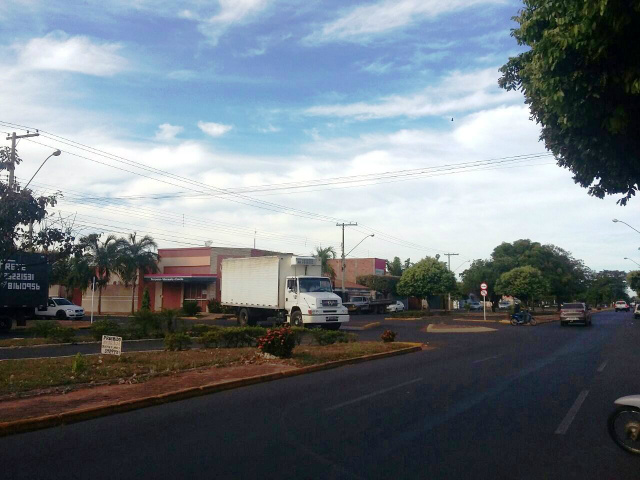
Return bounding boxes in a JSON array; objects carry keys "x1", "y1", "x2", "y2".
[
  {"x1": 78, "y1": 233, "x2": 124, "y2": 314},
  {"x1": 397, "y1": 257, "x2": 456, "y2": 311},
  {"x1": 314, "y1": 246, "x2": 337, "y2": 279},
  {"x1": 584, "y1": 270, "x2": 630, "y2": 305},
  {"x1": 627, "y1": 270, "x2": 640, "y2": 296},
  {"x1": 117, "y1": 233, "x2": 159, "y2": 314},
  {"x1": 356, "y1": 275, "x2": 400, "y2": 298},
  {"x1": 495, "y1": 266, "x2": 550, "y2": 306},
  {"x1": 386, "y1": 257, "x2": 404, "y2": 276},
  {"x1": 499, "y1": 0, "x2": 640, "y2": 204}
]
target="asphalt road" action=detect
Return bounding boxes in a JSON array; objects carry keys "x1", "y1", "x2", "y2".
[{"x1": 2, "y1": 310, "x2": 639, "y2": 479}]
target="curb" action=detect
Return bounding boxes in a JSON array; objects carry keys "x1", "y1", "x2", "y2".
[
  {"x1": 0, "y1": 343, "x2": 423, "y2": 438},
  {"x1": 342, "y1": 321, "x2": 381, "y2": 331}
]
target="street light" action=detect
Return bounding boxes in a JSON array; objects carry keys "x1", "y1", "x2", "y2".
[
  {"x1": 26, "y1": 149, "x2": 61, "y2": 247},
  {"x1": 342, "y1": 233, "x2": 374, "y2": 297},
  {"x1": 624, "y1": 257, "x2": 640, "y2": 268},
  {"x1": 612, "y1": 218, "x2": 640, "y2": 235},
  {"x1": 24, "y1": 149, "x2": 61, "y2": 189}
]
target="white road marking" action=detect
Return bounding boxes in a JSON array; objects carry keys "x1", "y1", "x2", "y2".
[
  {"x1": 325, "y1": 378, "x2": 423, "y2": 412},
  {"x1": 473, "y1": 354, "x2": 502, "y2": 364},
  {"x1": 597, "y1": 361, "x2": 608, "y2": 372},
  {"x1": 555, "y1": 390, "x2": 589, "y2": 435}
]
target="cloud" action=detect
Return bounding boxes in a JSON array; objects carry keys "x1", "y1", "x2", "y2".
[
  {"x1": 15, "y1": 31, "x2": 128, "y2": 76},
  {"x1": 258, "y1": 124, "x2": 281, "y2": 133},
  {"x1": 198, "y1": 121, "x2": 233, "y2": 137},
  {"x1": 167, "y1": 69, "x2": 197, "y2": 81},
  {"x1": 305, "y1": 67, "x2": 515, "y2": 120},
  {"x1": 305, "y1": 0, "x2": 503, "y2": 44},
  {"x1": 189, "y1": 0, "x2": 271, "y2": 45},
  {"x1": 360, "y1": 59, "x2": 394, "y2": 75},
  {"x1": 155, "y1": 123, "x2": 184, "y2": 141}
]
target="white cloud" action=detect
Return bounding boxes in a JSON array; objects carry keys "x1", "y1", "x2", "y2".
[
  {"x1": 258, "y1": 124, "x2": 281, "y2": 133},
  {"x1": 305, "y1": 0, "x2": 503, "y2": 44},
  {"x1": 198, "y1": 121, "x2": 233, "y2": 137},
  {"x1": 155, "y1": 123, "x2": 184, "y2": 141},
  {"x1": 16, "y1": 31, "x2": 128, "y2": 76},
  {"x1": 360, "y1": 59, "x2": 394, "y2": 75},
  {"x1": 191, "y1": 0, "x2": 271, "y2": 45},
  {"x1": 167, "y1": 69, "x2": 197, "y2": 81},
  {"x1": 306, "y1": 67, "x2": 515, "y2": 120}
]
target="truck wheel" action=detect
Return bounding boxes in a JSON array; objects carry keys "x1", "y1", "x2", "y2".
[
  {"x1": 0, "y1": 316, "x2": 11, "y2": 332},
  {"x1": 56, "y1": 310, "x2": 67, "y2": 320},
  {"x1": 291, "y1": 310, "x2": 304, "y2": 327},
  {"x1": 237, "y1": 308, "x2": 249, "y2": 326}
]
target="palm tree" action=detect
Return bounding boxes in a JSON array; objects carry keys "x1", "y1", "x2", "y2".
[
  {"x1": 117, "y1": 233, "x2": 159, "y2": 314},
  {"x1": 79, "y1": 233, "x2": 124, "y2": 315},
  {"x1": 314, "y1": 246, "x2": 337, "y2": 280}
]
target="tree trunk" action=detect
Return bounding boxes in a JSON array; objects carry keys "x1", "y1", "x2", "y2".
[
  {"x1": 131, "y1": 278, "x2": 137, "y2": 315},
  {"x1": 98, "y1": 287, "x2": 103, "y2": 315}
]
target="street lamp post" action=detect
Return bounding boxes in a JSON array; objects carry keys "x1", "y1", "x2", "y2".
[
  {"x1": 624, "y1": 257, "x2": 640, "y2": 268},
  {"x1": 612, "y1": 219, "x2": 640, "y2": 235},
  {"x1": 342, "y1": 234, "x2": 374, "y2": 298},
  {"x1": 26, "y1": 149, "x2": 62, "y2": 246}
]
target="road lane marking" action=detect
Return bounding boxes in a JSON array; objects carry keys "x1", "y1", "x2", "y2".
[
  {"x1": 555, "y1": 390, "x2": 589, "y2": 435},
  {"x1": 325, "y1": 378, "x2": 423, "y2": 412},
  {"x1": 597, "y1": 361, "x2": 608, "y2": 372},
  {"x1": 473, "y1": 354, "x2": 502, "y2": 364}
]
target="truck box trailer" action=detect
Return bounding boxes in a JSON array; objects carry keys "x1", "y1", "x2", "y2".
[
  {"x1": 221, "y1": 255, "x2": 349, "y2": 329},
  {"x1": 0, "y1": 253, "x2": 49, "y2": 332}
]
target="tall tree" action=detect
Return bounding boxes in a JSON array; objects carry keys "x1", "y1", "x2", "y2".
[
  {"x1": 356, "y1": 275, "x2": 400, "y2": 298},
  {"x1": 78, "y1": 234, "x2": 123, "y2": 315},
  {"x1": 499, "y1": 0, "x2": 640, "y2": 204},
  {"x1": 50, "y1": 254, "x2": 94, "y2": 298},
  {"x1": 495, "y1": 266, "x2": 550, "y2": 307},
  {"x1": 397, "y1": 257, "x2": 456, "y2": 312},
  {"x1": 117, "y1": 233, "x2": 159, "y2": 314},
  {"x1": 314, "y1": 246, "x2": 337, "y2": 280},
  {"x1": 585, "y1": 270, "x2": 630, "y2": 305},
  {"x1": 386, "y1": 257, "x2": 404, "y2": 276},
  {"x1": 627, "y1": 271, "x2": 640, "y2": 296}
]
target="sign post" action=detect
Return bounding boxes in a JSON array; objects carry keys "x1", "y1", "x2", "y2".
[
  {"x1": 480, "y1": 282, "x2": 488, "y2": 321},
  {"x1": 90, "y1": 277, "x2": 96, "y2": 324}
]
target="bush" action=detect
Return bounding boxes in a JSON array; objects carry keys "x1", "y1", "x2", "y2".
[
  {"x1": 141, "y1": 288, "x2": 151, "y2": 310},
  {"x1": 257, "y1": 326, "x2": 296, "y2": 358},
  {"x1": 89, "y1": 320, "x2": 122, "y2": 341},
  {"x1": 310, "y1": 329, "x2": 353, "y2": 346},
  {"x1": 291, "y1": 327, "x2": 307, "y2": 346},
  {"x1": 30, "y1": 320, "x2": 57, "y2": 338},
  {"x1": 200, "y1": 329, "x2": 224, "y2": 348},
  {"x1": 164, "y1": 332, "x2": 192, "y2": 351},
  {"x1": 71, "y1": 353, "x2": 87, "y2": 375},
  {"x1": 197, "y1": 326, "x2": 268, "y2": 348},
  {"x1": 188, "y1": 323, "x2": 213, "y2": 337},
  {"x1": 207, "y1": 299, "x2": 233, "y2": 314},
  {"x1": 380, "y1": 330, "x2": 397, "y2": 343},
  {"x1": 132, "y1": 309, "x2": 161, "y2": 336},
  {"x1": 182, "y1": 301, "x2": 201, "y2": 317},
  {"x1": 158, "y1": 308, "x2": 182, "y2": 332},
  {"x1": 48, "y1": 327, "x2": 76, "y2": 344}
]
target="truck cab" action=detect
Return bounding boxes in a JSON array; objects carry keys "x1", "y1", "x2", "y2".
[{"x1": 285, "y1": 276, "x2": 349, "y2": 329}]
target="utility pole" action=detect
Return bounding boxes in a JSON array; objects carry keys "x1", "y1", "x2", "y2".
[
  {"x1": 6, "y1": 131, "x2": 40, "y2": 189},
  {"x1": 336, "y1": 222, "x2": 358, "y2": 298},
  {"x1": 444, "y1": 253, "x2": 459, "y2": 311}
]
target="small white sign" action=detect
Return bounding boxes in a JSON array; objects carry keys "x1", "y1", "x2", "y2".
[
  {"x1": 101, "y1": 335, "x2": 122, "y2": 356},
  {"x1": 480, "y1": 282, "x2": 488, "y2": 290},
  {"x1": 480, "y1": 289, "x2": 488, "y2": 297}
]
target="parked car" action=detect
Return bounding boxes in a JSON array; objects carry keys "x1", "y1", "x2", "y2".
[
  {"x1": 468, "y1": 301, "x2": 482, "y2": 311},
  {"x1": 614, "y1": 300, "x2": 630, "y2": 312},
  {"x1": 35, "y1": 297, "x2": 85, "y2": 320},
  {"x1": 634, "y1": 304, "x2": 640, "y2": 319},
  {"x1": 560, "y1": 302, "x2": 592, "y2": 327},
  {"x1": 386, "y1": 301, "x2": 405, "y2": 313},
  {"x1": 498, "y1": 301, "x2": 511, "y2": 310}
]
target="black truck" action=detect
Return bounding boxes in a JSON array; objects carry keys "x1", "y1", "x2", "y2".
[{"x1": 0, "y1": 253, "x2": 49, "y2": 332}]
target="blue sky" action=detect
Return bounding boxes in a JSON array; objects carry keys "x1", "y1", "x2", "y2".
[{"x1": 1, "y1": 1, "x2": 637, "y2": 272}]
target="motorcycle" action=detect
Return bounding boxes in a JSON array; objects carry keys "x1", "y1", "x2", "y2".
[
  {"x1": 609, "y1": 395, "x2": 640, "y2": 455},
  {"x1": 510, "y1": 310, "x2": 537, "y2": 326}
]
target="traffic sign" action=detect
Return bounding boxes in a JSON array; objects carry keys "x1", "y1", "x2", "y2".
[
  {"x1": 480, "y1": 282, "x2": 488, "y2": 290},
  {"x1": 480, "y1": 289, "x2": 488, "y2": 297}
]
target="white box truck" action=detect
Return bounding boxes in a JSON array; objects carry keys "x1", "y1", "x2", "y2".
[{"x1": 220, "y1": 255, "x2": 349, "y2": 330}]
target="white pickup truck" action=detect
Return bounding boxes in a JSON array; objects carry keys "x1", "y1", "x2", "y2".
[{"x1": 35, "y1": 297, "x2": 85, "y2": 320}]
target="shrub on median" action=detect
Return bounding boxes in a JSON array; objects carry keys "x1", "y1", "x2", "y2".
[
  {"x1": 199, "y1": 326, "x2": 267, "y2": 348},
  {"x1": 182, "y1": 301, "x2": 201, "y2": 317},
  {"x1": 257, "y1": 326, "x2": 296, "y2": 358},
  {"x1": 89, "y1": 320, "x2": 122, "y2": 341},
  {"x1": 310, "y1": 329, "x2": 355, "y2": 346},
  {"x1": 164, "y1": 332, "x2": 192, "y2": 351},
  {"x1": 380, "y1": 330, "x2": 397, "y2": 343},
  {"x1": 48, "y1": 326, "x2": 76, "y2": 344},
  {"x1": 29, "y1": 320, "x2": 57, "y2": 338}
]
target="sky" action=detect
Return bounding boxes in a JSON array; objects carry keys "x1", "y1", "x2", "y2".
[{"x1": 1, "y1": 0, "x2": 638, "y2": 275}]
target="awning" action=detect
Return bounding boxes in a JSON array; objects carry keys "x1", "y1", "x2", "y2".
[{"x1": 144, "y1": 274, "x2": 217, "y2": 283}]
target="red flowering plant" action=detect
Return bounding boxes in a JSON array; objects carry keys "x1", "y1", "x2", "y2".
[
  {"x1": 257, "y1": 326, "x2": 297, "y2": 358},
  {"x1": 380, "y1": 330, "x2": 397, "y2": 343}
]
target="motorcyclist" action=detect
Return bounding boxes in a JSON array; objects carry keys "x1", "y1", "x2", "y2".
[{"x1": 512, "y1": 302, "x2": 521, "y2": 320}]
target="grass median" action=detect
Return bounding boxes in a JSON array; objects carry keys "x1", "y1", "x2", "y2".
[{"x1": 0, "y1": 342, "x2": 413, "y2": 396}]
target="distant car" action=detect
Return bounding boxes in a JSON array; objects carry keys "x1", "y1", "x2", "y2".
[
  {"x1": 35, "y1": 297, "x2": 85, "y2": 320},
  {"x1": 386, "y1": 301, "x2": 405, "y2": 313},
  {"x1": 560, "y1": 302, "x2": 592, "y2": 326},
  {"x1": 614, "y1": 300, "x2": 630, "y2": 312},
  {"x1": 498, "y1": 301, "x2": 511, "y2": 310},
  {"x1": 469, "y1": 301, "x2": 482, "y2": 311},
  {"x1": 635, "y1": 304, "x2": 640, "y2": 319}
]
